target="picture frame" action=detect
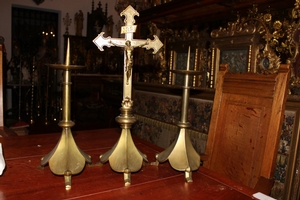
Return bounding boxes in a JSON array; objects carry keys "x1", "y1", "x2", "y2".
[
  {"x1": 281, "y1": 102, "x2": 300, "y2": 200},
  {"x1": 210, "y1": 45, "x2": 254, "y2": 88},
  {"x1": 220, "y1": 48, "x2": 249, "y2": 73},
  {"x1": 209, "y1": 25, "x2": 261, "y2": 88},
  {"x1": 168, "y1": 46, "x2": 205, "y2": 87},
  {"x1": 171, "y1": 50, "x2": 196, "y2": 86}
]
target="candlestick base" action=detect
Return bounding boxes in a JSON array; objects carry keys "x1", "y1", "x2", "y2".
[
  {"x1": 155, "y1": 126, "x2": 200, "y2": 182},
  {"x1": 41, "y1": 127, "x2": 92, "y2": 189}
]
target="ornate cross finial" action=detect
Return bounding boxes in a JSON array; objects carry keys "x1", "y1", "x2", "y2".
[{"x1": 120, "y1": 5, "x2": 139, "y2": 27}]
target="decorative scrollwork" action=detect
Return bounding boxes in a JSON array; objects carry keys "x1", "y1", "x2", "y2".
[
  {"x1": 210, "y1": 21, "x2": 256, "y2": 38},
  {"x1": 257, "y1": 43, "x2": 281, "y2": 74},
  {"x1": 122, "y1": 96, "x2": 133, "y2": 108}
]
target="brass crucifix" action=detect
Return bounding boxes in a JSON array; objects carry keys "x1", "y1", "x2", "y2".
[{"x1": 93, "y1": 5, "x2": 163, "y2": 186}]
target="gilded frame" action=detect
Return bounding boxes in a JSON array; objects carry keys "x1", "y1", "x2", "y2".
[
  {"x1": 168, "y1": 47, "x2": 204, "y2": 87},
  {"x1": 282, "y1": 102, "x2": 300, "y2": 200},
  {"x1": 170, "y1": 49, "x2": 196, "y2": 86},
  {"x1": 210, "y1": 43, "x2": 257, "y2": 88},
  {"x1": 209, "y1": 28, "x2": 260, "y2": 88}
]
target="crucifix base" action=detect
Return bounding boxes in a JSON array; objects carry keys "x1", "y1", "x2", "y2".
[{"x1": 100, "y1": 107, "x2": 148, "y2": 186}]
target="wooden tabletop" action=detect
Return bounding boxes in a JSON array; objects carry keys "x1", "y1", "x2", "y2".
[{"x1": 0, "y1": 128, "x2": 258, "y2": 200}]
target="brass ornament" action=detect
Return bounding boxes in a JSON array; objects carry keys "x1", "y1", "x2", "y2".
[
  {"x1": 93, "y1": 5, "x2": 163, "y2": 186},
  {"x1": 40, "y1": 38, "x2": 91, "y2": 190},
  {"x1": 154, "y1": 47, "x2": 201, "y2": 182},
  {"x1": 257, "y1": 43, "x2": 281, "y2": 74}
]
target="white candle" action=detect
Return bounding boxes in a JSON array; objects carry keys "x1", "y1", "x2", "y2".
[{"x1": 186, "y1": 46, "x2": 190, "y2": 70}]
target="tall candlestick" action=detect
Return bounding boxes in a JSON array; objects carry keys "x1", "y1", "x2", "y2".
[
  {"x1": 41, "y1": 37, "x2": 90, "y2": 190},
  {"x1": 186, "y1": 46, "x2": 190, "y2": 71},
  {"x1": 156, "y1": 48, "x2": 202, "y2": 182}
]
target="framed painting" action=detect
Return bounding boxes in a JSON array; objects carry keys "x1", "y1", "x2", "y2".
[
  {"x1": 219, "y1": 48, "x2": 249, "y2": 73},
  {"x1": 210, "y1": 44, "x2": 255, "y2": 88},
  {"x1": 171, "y1": 50, "x2": 196, "y2": 86},
  {"x1": 168, "y1": 46, "x2": 205, "y2": 87},
  {"x1": 209, "y1": 24, "x2": 261, "y2": 88}
]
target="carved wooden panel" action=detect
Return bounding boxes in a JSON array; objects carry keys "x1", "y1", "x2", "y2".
[
  {"x1": 209, "y1": 98, "x2": 270, "y2": 188},
  {"x1": 204, "y1": 63, "x2": 290, "y2": 193}
]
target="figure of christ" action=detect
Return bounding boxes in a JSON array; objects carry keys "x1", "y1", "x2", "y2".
[
  {"x1": 109, "y1": 40, "x2": 149, "y2": 84},
  {"x1": 124, "y1": 41, "x2": 134, "y2": 84}
]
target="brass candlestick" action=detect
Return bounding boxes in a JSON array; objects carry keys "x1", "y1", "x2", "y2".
[
  {"x1": 93, "y1": 5, "x2": 163, "y2": 186},
  {"x1": 40, "y1": 38, "x2": 91, "y2": 190},
  {"x1": 155, "y1": 47, "x2": 201, "y2": 182}
]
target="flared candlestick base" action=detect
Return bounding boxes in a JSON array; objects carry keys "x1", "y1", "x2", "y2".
[
  {"x1": 41, "y1": 127, "x2": 92, "y2": 189},
  {"x1": 155, "y1": 127, "x2": 200, "y2": 182}
]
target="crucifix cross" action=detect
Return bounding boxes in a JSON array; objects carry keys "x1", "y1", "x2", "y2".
[{"x1": 93, "y1": 5, "x2": 163, "y2": 101}]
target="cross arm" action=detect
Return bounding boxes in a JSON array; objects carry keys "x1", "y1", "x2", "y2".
[
  {"x1": 132, "y1": 35, "x2": 163, "y2": 54},
  {"x1": 93, "y1": 32, "x2": 126, "y2": 51}
]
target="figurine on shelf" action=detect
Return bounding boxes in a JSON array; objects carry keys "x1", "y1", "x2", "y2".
[
  {"x1": 74, "y1": 10, "x2": 84, "y2": 36},
  {"x1": 157, "y1": 51, "x2": 167, "y2": 84},
  {"x1": 21, "y1": 60, "x2": 31, "y2": 84},
  {"x1": 7, "y1": 57, "x2": 20, "y2": 84},
  {"x1": 106, "y1": 15, "x2": 114, "y2": 37},
  {"x1": 94, "y1": 20, "x2": 103, "y2": 36},
  {"x1": 63, "y1": 13, "x2": 72, "y2": 35},
  {"x1": 7, "y1": 58, "x2": 14, "y2": 83},
  {"x1": 148, "y1": 21, "x2": 160, "y2": 38}
]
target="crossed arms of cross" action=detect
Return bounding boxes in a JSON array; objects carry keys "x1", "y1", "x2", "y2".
[{"x1": 93, "y1": 32, "x2": 163, "y2": 54}]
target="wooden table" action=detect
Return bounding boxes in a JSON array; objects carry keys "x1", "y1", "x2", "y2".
[{"x1": 0, "y1": 128, "x2": 259, "y2": 199}]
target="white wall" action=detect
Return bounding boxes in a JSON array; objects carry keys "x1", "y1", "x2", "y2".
[{"x1": 0, "y1": 0, "x2": 121, "y2": 62}]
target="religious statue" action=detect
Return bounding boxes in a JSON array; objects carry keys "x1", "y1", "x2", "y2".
[
  {"x1": 155, "y1": 51, "x2": 167, "y2": 83},
  {"x1": 63, "y1": 13, "x2": 72, "y2": 35},
  {"x1": 106, "y1": 15, "x2": 114, "y2": 37},
  {"x1": 74, "y1": 10, "x2": 84, "y2": 36},
  {"x1": 21, "y1": 60, "x2": 31, "y2": 83},
  {"x1": 148, "y1": 21, "x2": 159, "y2": 38}
]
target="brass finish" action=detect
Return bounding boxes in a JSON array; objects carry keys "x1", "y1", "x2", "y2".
[
  {"x1": 40, "y1": 38, "x2": 91, "y2": 190},
  {"x1": 93, "y1": 5, "x2": 163, "y2": 186},
  {"x1": 155, "y1": 48, "x2": 201, "y2": 182}
]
